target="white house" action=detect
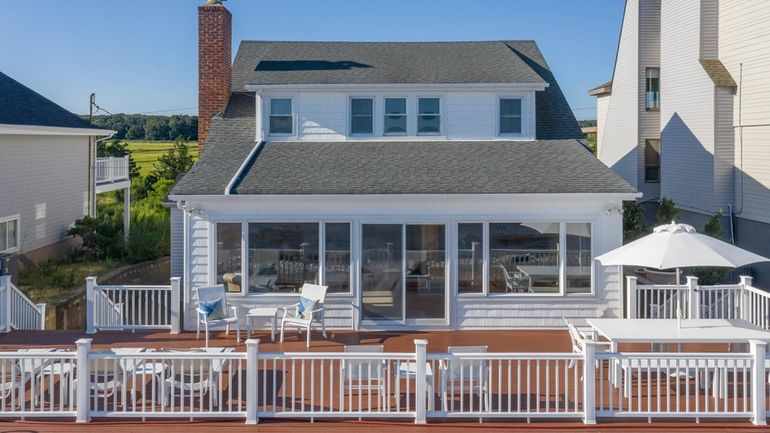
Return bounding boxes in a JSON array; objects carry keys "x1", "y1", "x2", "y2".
[
  {"x1": 590, "y1": 0, "x2": 770, "y2": 284},
  {"x1": 169, "y1": 0, "x2": 638, "y2": 331},
  {"x1": 0, "y1": 71, "x2": 119, "y2": 277}
]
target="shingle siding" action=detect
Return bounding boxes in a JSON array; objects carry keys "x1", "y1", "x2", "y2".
[{"x1": 0, "y1": 135, "x2": 88, "y2": 253}]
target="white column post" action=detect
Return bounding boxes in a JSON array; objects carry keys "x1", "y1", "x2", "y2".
[
  {"x1": 123, "y1": 184, "x2": 131, "y2": 243},
  {"x1": 626, "y1": 276, "x2": 637, "y2": 319},
  {"x1": 1, "y1": 275, "x2": 11, "y2": 333},
  {"x1": 750, "y1": 340, "x2": 767, "y2": 425},
  {"x1": 245, "y1": 338, "x2": 260, "y2": 425},
  {"x1": 741, "y1": 276, "x2": 754, "y2": 322},
  {"x1": 75, "y1": 338, "x2": 92, "y2": 423},
  {"x1": 37, "y1": 303, "x2": 46, "y2": 330},
  {"x1": 414, "y1": 339, "x2": 428, "y2": 424},
  {"x1": 686, "y1": 276, "x2": 700, "y2": 319},
  {"x1": 86, "y1": 276, "x2": 97, "y2": 334},
  {"x1": 582, "y1": 340, "x2": 597, "y2": 425},
  {"x1": 170, "y1": 277, "x2": 181, "y2": 334}
]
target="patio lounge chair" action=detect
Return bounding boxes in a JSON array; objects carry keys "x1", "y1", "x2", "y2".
[
  {"x1": 341, "y1": 345, "x2": 387, "y2": 409},
  {"x1": 195, "y1": 284, "x2": 240, "y2": 348},
  {"x1": 161, "y1": 347, "x2": 232, "y2": 408},
  {"x1": 70, "y1": 357, "x2": 123, "y2": 405},
  {"x1": 499, "y1": 265, "x2": 530, "y2": 293},
  {"x1": 280, "y1": 283, "x2": 328, "y2": 348},
  {"x1": 440, "y1": 346, "x2": 490, "y2": 412},
  {"x1": 564, "y1": 318, "x2": 611, "y2": 370},
  {"x1": 0, "y1": 359, "x2": 23, "y2": 401}
]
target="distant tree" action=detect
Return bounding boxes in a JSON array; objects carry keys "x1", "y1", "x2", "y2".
[
  {"x1": 83, "y1": 114, "x2": 198, "y2": 141},
  {"x1": 126, "y1": 124, "x2": 145, "y2": 140},
  {"x1": 151, "y1": 140, "x2": 194, "y2": 181}
]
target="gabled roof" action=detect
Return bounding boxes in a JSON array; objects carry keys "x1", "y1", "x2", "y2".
[
  {"x1": 0, "y1": 71, "x2": 99, "y2": 130},
  {"x1": 232, "y1": 41, "x2": 549, "y2": 88},
  {"x1": 588, "y1": 80, "x2": 613, "y2": 96}
]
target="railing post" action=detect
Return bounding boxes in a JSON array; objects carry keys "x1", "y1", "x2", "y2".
[
  {"x1": 414, "y1": 339, "x2": 428, "y2": 424},
  {"x1": 1, "y1": 275, "x2": 10, "y2": 333},
  {"x1": 750, "y1": 340, "x2": 767, "y2": 425},
  {"x1": 686, "y1": 276, "x2": 700, "y2": 319},
  {"x1": 76, "y1": 338, "x2": 92, "y2": 423},
  {"x1": 626, "y1": 276, "x2": 637, "y2": 319},
  {"x1": 582, "y1": 340, "x2": 597, "y2": 425},
  {"x1": 37, "y1": 303, "x2": 46, "y2": 330},
  {"x1": 741, "y1": 276, "x2": 754, "y2": 322},
  {"x1": 86, "y1": 276, "x2": 97, "y2": 334},
  {"x1": 246, "y1": 338, "x2": 259, "y2": 425},
  {"x1": 170, "y1": 277, "x2": 181, "y2": 334}
]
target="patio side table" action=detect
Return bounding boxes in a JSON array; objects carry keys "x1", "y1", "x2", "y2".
[{"x1": 247, "y1": 307, "x2": 279, "y2": 342}]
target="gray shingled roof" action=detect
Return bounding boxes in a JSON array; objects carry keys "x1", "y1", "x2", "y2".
[
  {"x1": 171, "y1": 92, "x2": 257, "y2": 195},
  {"x1": 227, "y1": 140, "x2": 635, "y2": 195},
  {"x1": 0, "y1": 70, "x2": 98, "y2": 129},
  {"x1": 232, "y1": 41, "x2": 548, "y2": 88}
]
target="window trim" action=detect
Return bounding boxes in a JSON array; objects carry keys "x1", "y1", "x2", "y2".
[
  {"x1": 645, "y1": 67, "x2": 660, "y2": 112},
  {"x1": 416, "y1": 96, "x2": 442, "y2": 136},
  {"x1": 267, "y1": 96, "x2": 296, "y2": 137},
  {"x1": 497, "y1": 97, "x2": 524, "y2": 137},
  {"x1": 383, "y1": 97, "x2": 408, "y2": 136},
  {"x1": 0, "y1": 214, "x2": 20, "y2": 254},
  {"x1": 349, "y1": 97, "x2": 375, "y2": 136}
]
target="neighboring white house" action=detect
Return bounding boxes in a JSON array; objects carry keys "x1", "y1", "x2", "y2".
[
  {"x1": 0, "y1": 70, "x2": 120, "y2": 277},
  {"x1": 169, "y1": 1, "x2": 638, "y2": 331},
  {"x1": 590, "y1": 0, "x2": 770, "y2": 284}
]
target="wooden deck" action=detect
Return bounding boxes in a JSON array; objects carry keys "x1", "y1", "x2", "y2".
[{"x1": 0, "y1": 329, "x2": 760, "y2": 431}]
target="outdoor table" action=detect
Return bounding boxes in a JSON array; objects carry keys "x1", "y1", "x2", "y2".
[{"x1": 247, "y1": 307, "x2": 279, "y2": 342}]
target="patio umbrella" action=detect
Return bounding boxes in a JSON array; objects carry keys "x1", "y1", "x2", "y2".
[{"x1": 595, "y1": 221, "x2": 770, "y2": 319}]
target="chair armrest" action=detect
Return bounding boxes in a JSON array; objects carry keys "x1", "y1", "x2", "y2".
[
  {"x1": 280, "y1": 303, "x2": 300, "y2": 320},
  {"x1": 229, "y1": 306, "x2": 239, "y2": 319},
  {"x1": 196, "y1": 308, "x2": 207, "y2": 321}
]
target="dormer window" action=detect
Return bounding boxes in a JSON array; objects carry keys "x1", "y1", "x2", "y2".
[
  {"x1": 350, "y1": 98, "x2": 374, "y2": 135},
  {"x1": 499, "y1": 98, "x2": 522, "y2": 135},
  {"x1": 269, "y1": 98, "x2": 293, "y2": 135},
  {"x1": 417, "y1": 97, "x2": 441, "y2": 135},
  {"x1": 384, "y1": 98, "x2": 407, "y2": 135}
]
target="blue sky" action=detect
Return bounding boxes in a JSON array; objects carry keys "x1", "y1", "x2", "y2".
[{"x1": 0, "y1": 0, "x2": 624, "y2": 120}]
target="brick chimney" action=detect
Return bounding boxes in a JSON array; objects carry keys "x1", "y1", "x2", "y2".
[{"x1": 198, "y1": 0, "x2": 232, "y2": 153}]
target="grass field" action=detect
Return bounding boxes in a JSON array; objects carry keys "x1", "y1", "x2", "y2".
[{"x1": 125, "y1": 140, "x2": 199, "y2": 175}]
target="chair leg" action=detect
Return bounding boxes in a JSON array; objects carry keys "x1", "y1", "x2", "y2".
[
  {"x1": 306, "y1": 323, "x2": 311, "y2": 348},
  {"x1": 205, "y1": 322, "x2": 209, "y2": 348},
  {"x1": 196, "y1": 320, "x2": 200, "y2": 340},
  {"x1": 226, "y1": 324, "x2": 230, "y2": 336},
  {"x1": 280, "y1": 321, "x2": 286, "y2": 343},
  {"x1": 321, "y1": 318, "x2": 327, "y2": 339},
  {"x1": 236, "y1": 324, "x2": 241, "y2": 344}
]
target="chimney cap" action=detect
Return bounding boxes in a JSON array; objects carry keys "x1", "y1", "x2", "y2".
[{"x1": 203, "y1": 0, "x2": 225, "y2": 5}]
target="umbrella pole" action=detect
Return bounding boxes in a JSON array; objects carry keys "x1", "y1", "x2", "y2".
[{"x1": 676, "y1": 267, "x2": 683, "y2": 327}]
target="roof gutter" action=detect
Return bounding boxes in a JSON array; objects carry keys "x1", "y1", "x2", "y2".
[
  {"x1": 0, "y1": 123, "x2": 115, "y2": 136},
  {"x1": 244, "y1": 83, "x2": 549, "y2": 92},
  {"x1": 225, "y1": 140, "x2": 265, "y2": 195}
]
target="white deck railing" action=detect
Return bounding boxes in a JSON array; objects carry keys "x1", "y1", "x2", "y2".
[
  {"x1": 0, "y1": 339, "x2": 767, "y2": 425},
  {"x1": 95, "y1": 156, "x2": 129, "y2": 184},
  {"x1": 0, "y1": 275, "x2": 46, "y2": 332},
  {"x1": 627, "y1": 276, "x2": 770, "y2": 329},
  {"x1": 86, "y1": 277, "x2": 180, "y2": 334}
]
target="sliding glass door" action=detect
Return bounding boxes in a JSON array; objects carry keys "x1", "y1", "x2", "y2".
[{"x1": 361, "y1": 223, "x2": 446, "y2": 324}]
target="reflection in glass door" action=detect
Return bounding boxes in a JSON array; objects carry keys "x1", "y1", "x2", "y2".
[
  {"x1": 361, "y1": 224, "x2": 403, "y2": 320},
  {"x1": 405, "y1": 224, "x2": 446, "y2": 321}
]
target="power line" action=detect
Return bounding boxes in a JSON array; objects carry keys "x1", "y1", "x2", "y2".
[{"x1": 136, "y1": 106, "x2": 198, "y2": 115}]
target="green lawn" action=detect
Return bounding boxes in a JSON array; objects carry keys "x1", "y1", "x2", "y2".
[{"x1": 126, "y1": 140, "x2": 199, "y2": 175}]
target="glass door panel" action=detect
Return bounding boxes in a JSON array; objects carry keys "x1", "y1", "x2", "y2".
[
  {"x1": 361, "y1": 224, "x2": 403, "y2": 321},
  {"x1": 405, "y1": 224, "x2": 446, "y2": 320}
]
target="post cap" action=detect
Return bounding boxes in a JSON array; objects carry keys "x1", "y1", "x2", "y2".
[
  {"x1": 414, "y1": 339, "x2": 429, "y2": 346},
  {"x1": 75, "y1": 338, "x2": 93, "y2": 346},
  {"x1": 246, "y1": 338, "x2": 260, "y2": 345}
]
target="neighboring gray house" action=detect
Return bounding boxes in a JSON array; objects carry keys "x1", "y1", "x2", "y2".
[
  {"x1": 590, "y1": 0, "x2": 770, "y2": 283},
  {"x1": 0, "y1": 71, "x2": 120, "y2": 276},
  {"x1": 168, "y1": 1, "x2": 638, "y2": 332}
]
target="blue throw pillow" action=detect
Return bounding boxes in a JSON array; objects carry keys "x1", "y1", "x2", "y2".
[
  {"x1": 297, "y1": 296, "x2": 317, "y2": 319},
  {"x1": 199, "y1": 298, "x2": 223, "y2": 319}
]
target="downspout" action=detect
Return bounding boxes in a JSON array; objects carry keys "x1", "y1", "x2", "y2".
[{"x1": 225, "y1": 140, "x2": 264, "y2": 195}]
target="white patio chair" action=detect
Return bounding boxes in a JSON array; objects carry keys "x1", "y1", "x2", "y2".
[
  {"x1": 69, "y1": 357, "x2": 122, "y2": 405},
  {"x1": 341, "y1": 345, "x2": 387, "y2": 409},
  {"x1": 564, "y1": 318, "x2": 611, "y2": 371},
  {"x1": 0, "y1": 359, "x2": 23, "y2": 401},
  {"x1": 195, "y1": 284, "x2": 240, "y2": 348},
  {"x1": 161, "y1": 347, "x2": 232, "y2": 408},
  {"x1": 440, "y1": 346, "x2": 490, "y2": 412},
  {"x1": 279, "y1": 283, "x2": 328, "y2": 348}
]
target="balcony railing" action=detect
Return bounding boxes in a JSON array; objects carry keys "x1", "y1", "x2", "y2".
[{"x1": 95, "y1": 156, "x2": 129, "y2": 184}]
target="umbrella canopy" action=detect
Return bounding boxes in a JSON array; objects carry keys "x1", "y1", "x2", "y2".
[{"x1": 595, "y1": 222, "x2": 770, "y2": 269}]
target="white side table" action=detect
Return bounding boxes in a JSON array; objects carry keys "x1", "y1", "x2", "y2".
[{"x1": 247, "y1": 307, "x2": 279, "y2": 342}]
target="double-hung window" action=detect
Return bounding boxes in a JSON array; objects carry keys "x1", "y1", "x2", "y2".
[
  {"x1": 384, "y1": 98, "x2": 407, "y2": 135},
  {"x1": 645, "y1": 68, "x2": 660, "y2": 111},
  {"x1": 0, "y1": 216, "x2": 19, "y2": 253},
  {"x1": 269, "y1": 98, "x2": 293, "y2": 135},
  {"x1": 350, "y1": 98, "x2": 374, "y2": 135},
  {"x1": 499, "y1": 98, "x2": 523, "y2": 135},
  {"x1": 417, "y1": 97, "x2": 441, "y2": 135}
]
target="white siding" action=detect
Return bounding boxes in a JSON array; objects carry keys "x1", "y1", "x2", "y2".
[
  {"x1": 598, "y1": 0, "x2": 640, "y2": 190},
  {"x1": 180, "y1": 194, "x2": 626, "y2": 330},
  {"x1": 659, "y1": 0, "x2": 717, "y2": 213},
  {"x1": 298, "y1": 92, "x2": 346, "y2": 140},
  {"x1": 0, "y1": 134, "x2": 89, "y2": 253},
  {"x1": 595, "y1": 94, "x2": 610, "y2": 154},
  {"x1": 445, "y1": 93, "x2": 496, "y2": 139},
  {"x1": 719, "y1": 0, "x2": 770, "y2": 223}
]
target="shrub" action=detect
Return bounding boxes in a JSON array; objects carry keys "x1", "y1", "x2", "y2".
[
  {"x1": 656, "y1": 197, "x2": 680, "y2": 224},
  {"x1": 693, "y1": 210, "x2": 728, "y2": 285},
  {"x1": 623, "y1": 201, "x2": 648, "y2": 242}
]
